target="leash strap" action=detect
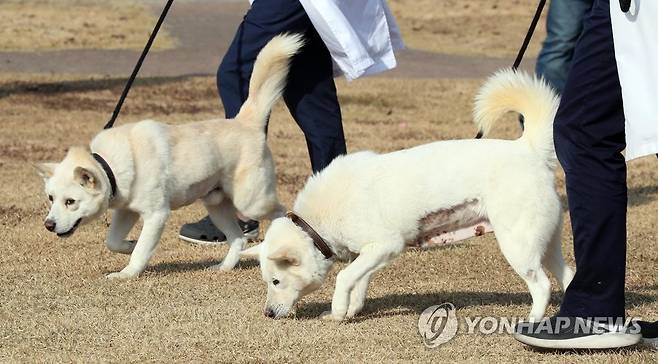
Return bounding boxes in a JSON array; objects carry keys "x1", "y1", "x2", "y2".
[
  {"x1": 104, "y1": 0, "x2": 176, "y2": 129},
  {"x1": 286, "y1": 211, "x2": 334, "y2": 259},
  {"x1": 512, "y1": 0, "x2": 547, "y2": 71},
  {"x1": 475, "y1": 0, "x2": 546, "y2": 139}
]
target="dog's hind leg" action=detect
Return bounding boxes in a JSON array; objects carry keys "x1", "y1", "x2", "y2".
[
  {"x1": 493, "y1": 226, "x2": 552, "y2": 322},
  {"x1": 106, "y1": 209, "x2": 139, "y2": 254},
  {"x1": 206, "y1": 199, "x2": 247, "y2": 272},
  {"x1": 267, "y1": 203, "x2": 287, "y2": 220},
  {"x1": 542, "y1": 222, "x2": 575, "y2": 292}
]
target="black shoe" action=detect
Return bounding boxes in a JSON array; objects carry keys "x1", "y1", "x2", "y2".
[
  {"x1": 636, "y1": 320, "x2": 658, "y2": 348},
  {"x1": 514, "y1": 316, "x2": 641, "y2": 349},
  {"x1": 178, "y1": 216, "x2": 259, "y2": 246}
]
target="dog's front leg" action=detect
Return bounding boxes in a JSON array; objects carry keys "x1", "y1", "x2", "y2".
[
  {"x1": 322, "y1": 243, "x2": 397, "y2": 321},
  {"x1": 346, "y1": 272, "x2": 373, "y2": 319},
  {"x1": 106, "y1": 210, "x2": 169, "y2": 279},
  {"x1": 105, "y1": 209, "x2": 139, "y2": 254},
  {"x1": 206, "y1": 200, "x2": 246, "y2": 272}
]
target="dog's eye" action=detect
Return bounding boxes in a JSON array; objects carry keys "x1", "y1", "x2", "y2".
[
  {"x1": 65, "y1": 198, "x2": 75, "y2": 206},
  {"x1": 48, "y1": 195, "x2": 53, "y2": 202},
  {"x1": 272, "y1": 279, "x2": 280, "y2": 286}
]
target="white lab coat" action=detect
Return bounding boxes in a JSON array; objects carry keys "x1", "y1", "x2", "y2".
[
  {"x1": 610, "y1": 1, "x2": 658, "y2": 160},
  {"x1": 248, "y1": 0, "x2": 403, "y2": 80},
  {"x1": 299, "y1": 0, "x2": 404, "y2": 80}
]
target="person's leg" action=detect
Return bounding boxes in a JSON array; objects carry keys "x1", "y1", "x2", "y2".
[
  {"x1": 554, "y1": 0, "x2": 626, "y2": 321},
  {"x1": 536, "y1": 0, "x2": 593, "y2": 93},
  {"x1": 181, "y1": 0, "x2": 336, "y2": 244},
  {"x1": 216, "y1": 0, "x2": 311, "y2": 118},
  {"x1": 283, "y1": 26, "x2": 345, "y2": 172},
  {"x1": 515, "y1": 0, "x2": 639, "y2": 349},
  {"x1": 216, "y1": 22, "x2": 249, "y2": 119}
]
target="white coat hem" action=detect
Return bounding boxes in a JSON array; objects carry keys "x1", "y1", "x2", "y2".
[
  {"x1": 344, "y1": 51, "x2": 398, "y2": 81},
  {"x1": 625, "y1": 143, "x2": 658, "y2": 161}
]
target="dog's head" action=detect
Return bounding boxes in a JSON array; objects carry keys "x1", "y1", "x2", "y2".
[
  {"x1": 35, "y1": 147, "x2": 110, "y2": 238},
  {"x1": 241, "y1": 217, "x2": 331, "y2": 319}
]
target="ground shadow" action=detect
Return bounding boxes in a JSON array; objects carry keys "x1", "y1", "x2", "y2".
[
  {"x1": 295, "y1": 291, "x2": 562, "y2": 321},
  {"x1": 0, "y1": 74, "x2": 206, "y2": 99},
  {"x1": 628, "y1": 185, "x2": 658, "y2": 207},
  {"x1": 522, "y1": 345, "x2": 654, "y2": 355},
  {"x1": 144, "y1": 257, "x2": 259, "y2": 275},
  {"x1": 295, "y1": 290, "x2": 658, "y2": 322}
]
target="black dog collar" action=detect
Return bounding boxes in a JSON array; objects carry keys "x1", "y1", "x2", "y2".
[{"x1": 92, "y1": 153, "x2": 117, "y2": 199}]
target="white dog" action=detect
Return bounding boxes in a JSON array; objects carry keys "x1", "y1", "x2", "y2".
[
  {"x1": 35, "y1": 34, "x2": 303, "y2": 278},
  {"x1": 242, "y1": 70, "x2": 575, "y2": 321}
]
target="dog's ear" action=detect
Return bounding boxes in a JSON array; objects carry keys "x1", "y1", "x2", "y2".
[
  {"x1": 73, "y1": 166, "x2": 100, "y2": 191},
  {"x1": 34, "y1": 163, "x2": 57, "y2": 181},
  {"x1": 240, "y1": 243, "x2": 262, "y2": 259},
  {"x1": 267, "y1": 245, "x2": 300, "y2": 266}
]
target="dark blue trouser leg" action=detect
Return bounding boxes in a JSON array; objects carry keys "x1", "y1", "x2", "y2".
[
  {"x1": 216, "y1": 0, "x2": 345, "y2": 173},
  {"x1": 282, "y1": 27, "x2": 345, "y2": 172},
  {"x1": 554, "y1": 0, "x2": 627, "y2": 320}
]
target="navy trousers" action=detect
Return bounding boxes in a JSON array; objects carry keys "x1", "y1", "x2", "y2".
[
  {"x1": 217, "y1": 0, "x2": 346, "y2": 172},
  {"x1": 554, "y1": 0, "x2": 627, "y2": 319}
]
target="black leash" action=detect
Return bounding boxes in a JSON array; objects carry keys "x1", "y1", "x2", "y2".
[
  {"x1": 512, "y1": 0, "x2": 547, "y2": 71},
  {"x1": 475, "y1": 0, "x2": 546, "y2": 139},
  {"x1": 103, "y1": 0, "x2": 175, "y2": 129}
]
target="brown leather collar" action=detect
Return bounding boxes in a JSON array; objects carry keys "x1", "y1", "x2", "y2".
[{"x1": 286, "y1": 211, "x2": 334, "y2": 259}]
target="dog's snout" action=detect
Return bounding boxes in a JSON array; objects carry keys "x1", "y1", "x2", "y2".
[
  {"x1": 44, "y1": 219, "x2": 56, "y2": 232},
  {"x1": 264, "y1": 308, "x2": 276, "y2": 318}
]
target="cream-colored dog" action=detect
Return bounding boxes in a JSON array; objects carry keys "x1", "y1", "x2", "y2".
[
  {"x1": 243, "y1": 70, "x2": 575, "y2": 321},
  {"x1": 35, "y1": 34, "x2": 303, "y2": 278}
]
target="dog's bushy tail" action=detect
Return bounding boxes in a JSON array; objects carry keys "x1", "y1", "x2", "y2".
[
  {"x1": 473, "y1": 69, "x2": 560, "y2": 160},
  {"x1": 235, "y1": 33, "x2": 304, "y2": 130}
]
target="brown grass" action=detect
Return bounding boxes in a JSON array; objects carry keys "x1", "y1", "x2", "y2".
[
  {"x1": 0, "y1": 0, "x2": 175, "y2": 51},
  {"x1": 0, "y1": 73, "x2": 656, "y2": 362},
  {"x1": 389, "y1": 0, "x2": 547, "y2": 57},
  {"x1": 0, "y1": 0, "x2": 545, "y2": 57}
]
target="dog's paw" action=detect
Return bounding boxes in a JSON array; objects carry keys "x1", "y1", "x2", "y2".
[
  {"x1": 320, "y1": 310, "x2": 345, "y2": 321},
  {"x1": 106, "y1": 271, "x2": 138, "y2": 280},
  {"x1": 208, "y1": 263, "x2": 233, "y2": 272},
  {"x1": 346, "y1": 302, "x2": 364, "y2": 319}
]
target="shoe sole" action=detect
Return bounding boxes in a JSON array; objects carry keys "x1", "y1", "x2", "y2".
[
  {"x1": 514, "y1": 332, "x2": 641, "y2": 349},
  {"x1": 178, "y1": 230, "x2": 259, "y2": 246},
  {"x1": 640, "y1": 337, "x2": 658, "y2": 349}
]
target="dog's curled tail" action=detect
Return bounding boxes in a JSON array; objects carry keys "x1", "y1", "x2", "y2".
[
  {"x1": 235, "y1": 33, "x2": 304, "y2": 130},
  {"x1": 473, "y1": 69, "x2": 560, "y2": 158}
]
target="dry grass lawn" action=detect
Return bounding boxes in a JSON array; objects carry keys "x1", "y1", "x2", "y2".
[
  {"x1": 0, "y1": 73, "x2": 656, "y2": 362},
  {"x1": 0, "y1": 2, "x2": 654, "y2": 361},
  {"x1": 389, "y1": 0, "x2": 547, "y2": 57},
  {"x1": 0, "y1": 0, "x2": 545, "y2": 57},
  {"x1": 0, "y1": 0, "x2": 175, "y2": 51}
]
